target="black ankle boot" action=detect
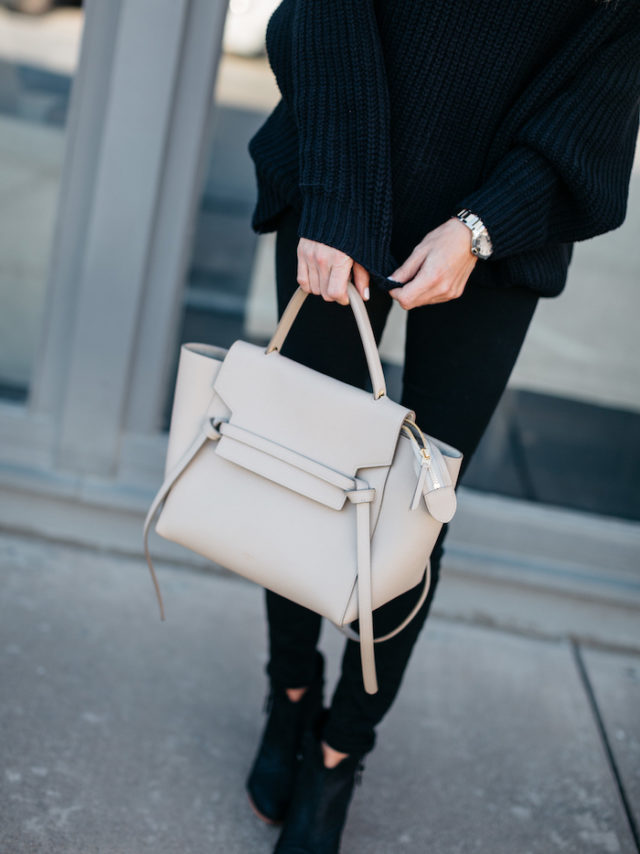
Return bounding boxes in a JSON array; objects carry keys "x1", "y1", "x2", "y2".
[
  {"x1": 273, "y1": 725, "x2": 365, "y2": 854},
  {"x1": 247, "y1": 652, "x2": 325, "y2": 825}
]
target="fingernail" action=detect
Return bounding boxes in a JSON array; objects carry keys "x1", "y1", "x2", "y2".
[{"x1": 364, "y1": 287, "x2": 370, "y2": 301}]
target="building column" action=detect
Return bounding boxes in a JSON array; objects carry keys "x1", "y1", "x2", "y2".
[{"x1": 29, "y1": 0, "x2": 228, "y2": 477}]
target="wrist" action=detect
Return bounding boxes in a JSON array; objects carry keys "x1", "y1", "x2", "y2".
[{"x1": 444, "y1": 217, "x2": 478, "y2": 262}]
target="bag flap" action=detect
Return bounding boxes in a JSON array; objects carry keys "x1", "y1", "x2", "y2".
[{"x1": 210, "y1": 340, "x2": 411, "y2": 476}]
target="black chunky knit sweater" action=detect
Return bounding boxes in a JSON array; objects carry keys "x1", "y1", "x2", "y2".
[{"x1": 248, "y1": 0, "x2": 640, "y2": 297}]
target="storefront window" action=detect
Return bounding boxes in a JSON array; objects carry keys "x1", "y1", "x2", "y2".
[
  {"x1": 162, "y1": 24, "x2": 280, "y2": 429},
  {"x1": 0, "y1": 3, "x2": 84, "y2": 401}
]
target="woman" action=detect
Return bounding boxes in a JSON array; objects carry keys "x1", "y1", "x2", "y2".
[{"x1": 245, "y1": 1, "x2": 640, "y2": 851}]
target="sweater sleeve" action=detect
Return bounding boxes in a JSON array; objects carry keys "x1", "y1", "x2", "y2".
[
  {"x1": 289, "y1": 0, "x2": 396, "y2": 276},
  {"x1": 458, "y1": 4, "x2": 640, "y2": 260}
]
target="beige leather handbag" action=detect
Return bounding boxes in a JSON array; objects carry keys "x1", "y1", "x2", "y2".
[{"x1": 143, "y1": 283, "x2": 462, "y2": 694}]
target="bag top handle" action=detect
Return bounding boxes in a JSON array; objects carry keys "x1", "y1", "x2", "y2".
[{"x1": 265, "y1": 283, "x2": 387, "y2": 400}]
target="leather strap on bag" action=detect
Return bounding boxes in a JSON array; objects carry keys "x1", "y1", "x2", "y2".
[
  {"x1": 266, "y1": 284, "x2": 387, "y2": 401},
  {"x1": 337, "y1": 561, "x2": 431, "y2": 645},
  {"x1": 344, "y1": 481, "x2": 377, "y2": 692},
  {"x1": 142, "y1": 420, "x2": 221, "y2": 621}
]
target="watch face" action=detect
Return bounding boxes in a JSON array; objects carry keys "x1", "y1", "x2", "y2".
[{"x1": 474, "y1": 232, "x2": 492, "y2": 258}]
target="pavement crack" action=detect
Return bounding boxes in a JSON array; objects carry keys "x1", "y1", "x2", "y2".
[{"x1": 571, "y1": 640, "x2": 640, "y2": 853}]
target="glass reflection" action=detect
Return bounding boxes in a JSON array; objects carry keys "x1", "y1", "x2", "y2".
[{"x1": 0, "y1": 3, "x2": 84, "y2": 401}]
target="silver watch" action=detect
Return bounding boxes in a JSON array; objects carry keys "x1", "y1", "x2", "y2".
[{"x1": 455, "y1": 209, "x2": 493, "y2": 259}]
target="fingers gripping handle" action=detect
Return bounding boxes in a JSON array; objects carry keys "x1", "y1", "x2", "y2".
[{"x1": 266, "y1": 283, "x2": 387, "y2": 400}]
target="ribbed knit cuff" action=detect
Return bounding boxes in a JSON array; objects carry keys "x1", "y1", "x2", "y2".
[
  {"x1": 297, "y1": 186, "x2": 396, "y2": 282},
  {"x1": 250, "y1": 172, "x2": 300, "y2": 234},
  {"x1": 458, "y1": 147, "x2": 559, "y2": 260}
]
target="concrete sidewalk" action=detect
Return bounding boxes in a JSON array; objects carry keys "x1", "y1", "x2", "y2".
[{"x1": 1, "y1": 529, "x2": 638, "y2": 853}]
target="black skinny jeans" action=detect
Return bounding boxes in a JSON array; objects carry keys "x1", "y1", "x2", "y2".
[{"x1": 265, "y1": 205, "x2": 539, "y2": 756}]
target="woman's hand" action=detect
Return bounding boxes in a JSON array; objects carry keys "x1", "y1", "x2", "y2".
[
  {"x1": 388, "y1": 218, "x2": 477, "y2": 309},
  {"x1": 297, "y1": 238, "x2": 370, "y2": 306}
]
